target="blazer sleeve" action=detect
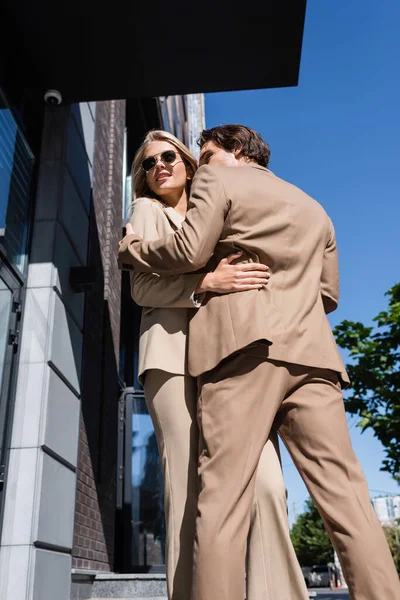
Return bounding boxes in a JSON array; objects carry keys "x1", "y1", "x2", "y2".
[
  {"x1": 129, "y1": 200, "x2": 203, "y2": 308},
  {"x1": 118, "y1": 166, "x2": 229, "y2": 275},
  {"x1": 320, "y1": 218, "x2": 340, "y2": 314}
]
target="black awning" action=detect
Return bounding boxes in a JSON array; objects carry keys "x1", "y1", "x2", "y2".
[{"x1": 1, "y1": 1, "x2": 307, "y2": 104}]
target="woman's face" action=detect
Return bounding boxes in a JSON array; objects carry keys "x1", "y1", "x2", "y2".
[{"x1": 144, "y1": 140, "x2": 188, "y2": 202}]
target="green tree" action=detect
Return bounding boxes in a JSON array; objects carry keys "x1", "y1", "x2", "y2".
[
  {"x1": 382, "y1": 524, "x2": 400, "y2": 576},
  {"x1": 333, "y1": 283, "x2": 400, "y2": 477},
  {"x1": 290, "y1": 498, "x2": 334, "y2": 566}
]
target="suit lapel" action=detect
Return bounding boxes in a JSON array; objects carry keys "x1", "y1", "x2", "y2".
[{"x1": 163, "y1": 205, "x2": 184, "y2": 230}]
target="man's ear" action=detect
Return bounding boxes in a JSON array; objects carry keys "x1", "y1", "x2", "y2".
[{"x1": 187, "y1": 166, "x2": 196, "y2": 180}]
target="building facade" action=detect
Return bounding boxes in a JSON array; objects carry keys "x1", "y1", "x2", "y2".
[
  {"x1": 159, "y1": 95, "x2": 205, "y2": 160},
  {"x1": 0, "y1": 3, "x2": 306, "y2": 597},
  {"x1": 0, "y1": 89, "x2": 204, "y2": 599},
  {"x1": 372, "y1": 495, "x2": 400, "y2": 525}
]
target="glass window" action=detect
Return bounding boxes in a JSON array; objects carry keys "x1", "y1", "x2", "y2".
[
  {"x1": 119, "y1": 273, "x2": 143, "y2": 391},
  {"x1": 0, "y1": 278, "x2": 12, "y2": 400},
  {"x1": 118, "y1": 274, "x2": 166, "y2": 572},
  {"x1": 124, "y1": 175, "x2": 132, "y2": 222},
  {"x1": 159, "y1": 97, "x2": 171, "y2": 133},
  {"x1": 172, "y1": 99, "x2": 180, "y2": 138},
  {"x1": 181, "y1": 95, "x2": 187, "y2": 121},
  {"x1": 131, "y1": 394, "x2": 165, "y2": 568},
  {"x1": 0, "y1": 266, "x2": 21, "y2": 532},
  {"x1": 0, "y1": 89, "x2": 34, "y2": 274}
]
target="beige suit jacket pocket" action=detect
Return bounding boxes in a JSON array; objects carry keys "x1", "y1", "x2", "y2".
[{"x1": 188, "y1": 288, "x2": 283, "y2": 376}]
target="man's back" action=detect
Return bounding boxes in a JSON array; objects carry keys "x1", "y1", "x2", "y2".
[{"x1": 187, "y1": 164, "x2": 346, "y2": 380}]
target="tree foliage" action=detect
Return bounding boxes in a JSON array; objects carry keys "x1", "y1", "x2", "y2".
[
  {"x1": 290, "y1": 498, "x2": 334, "y2": 566},
  {"x1": 333, "y1": 283, "x2": 400, "y2": 476},
  {"x1": 382, "y1": 524, "x2": 400, "y2": 576}
]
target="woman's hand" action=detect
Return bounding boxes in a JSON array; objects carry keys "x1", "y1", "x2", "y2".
[{"x1": 197, "y1": 252, "x2": 270, "y2": 294}]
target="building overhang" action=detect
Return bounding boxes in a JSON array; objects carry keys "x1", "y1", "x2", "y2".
[{"x1": 1, "y1": 1, "x2": 307, "y2": 104}]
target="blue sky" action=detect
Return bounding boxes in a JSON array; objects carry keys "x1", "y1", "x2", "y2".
[{"x1": 204, "y1": 0, "x2": 400, "y2": 523}]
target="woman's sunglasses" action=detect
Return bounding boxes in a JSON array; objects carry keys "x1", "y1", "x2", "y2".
[{"x1": 142, "y1": 150, "x2": 178, "y2": 173}]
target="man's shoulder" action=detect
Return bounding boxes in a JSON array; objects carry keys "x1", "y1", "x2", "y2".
[
  {"x1": 270, "y1": 174, "x2": 331, "y2": 217},
  {"x1": 194, "y1": 164, "x2": 229, "y2": 179},
  {"x1": 194, "y1": 164, "x2": 265, "y2": 185}
]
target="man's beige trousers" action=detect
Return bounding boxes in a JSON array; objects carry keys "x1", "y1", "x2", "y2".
[
  {"x1": 144, "y1": 369, "x2": 308, "y2": 600},
  {"x1": 192, "y1": 346, "x2": 400, "y2": 600}
]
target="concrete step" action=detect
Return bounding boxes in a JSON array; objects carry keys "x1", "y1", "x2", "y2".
[{"x1": 92, "y1": 574, "x2": 167, "y2": 599}]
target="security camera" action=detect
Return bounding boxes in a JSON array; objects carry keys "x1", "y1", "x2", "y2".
[{"x1": 44, "y1": 89, "x2": 62, "y2": 105}]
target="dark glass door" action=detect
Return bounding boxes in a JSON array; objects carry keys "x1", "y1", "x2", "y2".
[
  {"x1": 117, "y1": 239, "x2": 167, "y2": 573},
  {"x1": 0, "y1": 87, "x2": 33, "y2": 535},
  {"x1": 116, "y1": 387, "x2": 166, "y2": 573},
  {"x1": 0, "y1": 262, "x2": 22, "y2": 525}
]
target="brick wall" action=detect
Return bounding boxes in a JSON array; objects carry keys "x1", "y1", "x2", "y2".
[{"x1": 72, "y1": 100, "x2": 126, "y2": 571}]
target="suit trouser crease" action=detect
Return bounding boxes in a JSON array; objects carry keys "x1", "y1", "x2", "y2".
[{"x1": 192, "y1": 350, "x2": 400, "y2": 600}]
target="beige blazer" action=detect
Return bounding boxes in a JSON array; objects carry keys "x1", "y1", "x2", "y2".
[
  {"x1": 119, "y1": 164, "x2": 348, "y2": 384},
  {"x1": 129, "y1": 197, "x2": 200, "y2": 382}
]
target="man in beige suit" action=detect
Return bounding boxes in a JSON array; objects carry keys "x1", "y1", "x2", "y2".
[{"x1": 119, "y1": 125, "x2": 400, "y2": 600}]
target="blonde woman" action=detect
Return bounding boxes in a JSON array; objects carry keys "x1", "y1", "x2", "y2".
[{"x1": 128, "y1": 130, "x2": 308, "y2": 600}]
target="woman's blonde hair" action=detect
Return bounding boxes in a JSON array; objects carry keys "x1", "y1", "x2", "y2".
[{"x1": 131, "y1": 130, "x2": 198, "y2": 203}]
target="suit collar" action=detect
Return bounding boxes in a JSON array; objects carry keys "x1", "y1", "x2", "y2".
[{"x1": 248, "y1": 163, "x2": 276, "y2": 177}]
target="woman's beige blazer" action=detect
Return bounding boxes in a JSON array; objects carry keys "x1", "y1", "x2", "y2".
[{"x1": 129, "y1": 197, "x2": 200, "y2": 383}]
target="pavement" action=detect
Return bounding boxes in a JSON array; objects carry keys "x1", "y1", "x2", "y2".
[{"x1": 308, "y1": 589, "x2": 349, "y2": 599}]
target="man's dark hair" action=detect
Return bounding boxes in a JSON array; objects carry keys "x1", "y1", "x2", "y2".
[{"x1": 199, "y1": 124, "x2": 271, "y2": 168}]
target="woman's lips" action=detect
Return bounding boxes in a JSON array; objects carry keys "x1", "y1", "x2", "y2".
[{"x1": 156, "y1": 173, "x2": 170, "y2": 182}]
